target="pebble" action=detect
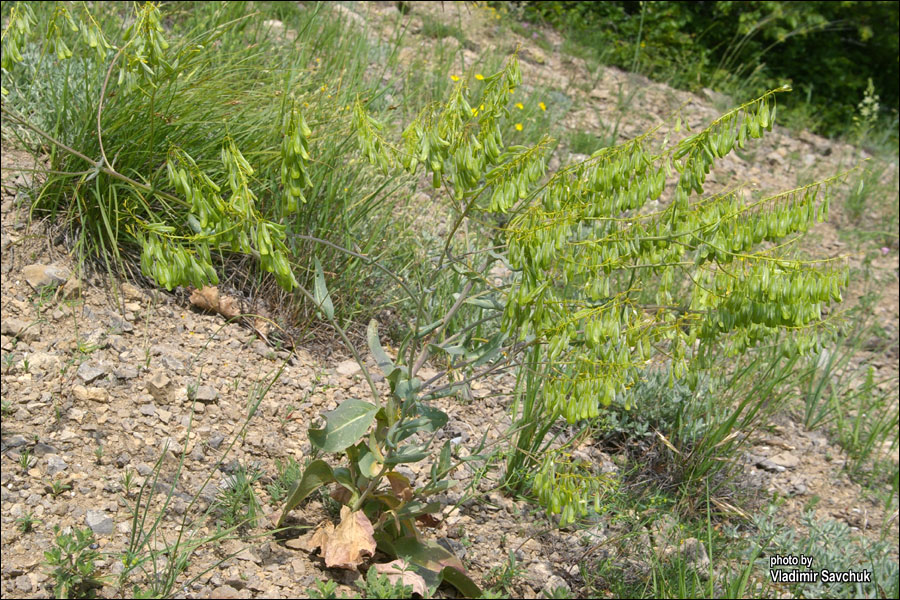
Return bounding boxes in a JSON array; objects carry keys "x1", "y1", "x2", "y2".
[{"x1": 85, "y1": 510, "x2": 114, "y2": 535}]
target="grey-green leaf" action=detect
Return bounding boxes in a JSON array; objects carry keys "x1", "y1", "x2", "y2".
[
  {"x1": 308, "y1": 398, "x2": 378, "y2": 453},
  {"x1": 313, "y1": 257, "x2": 334, "y2": 320},
  {"x1": 367, "y1": 319, "x2": 396, "y2": 377},
  {"x1": 277, "y1": 459, "x2": 334, "y2": 527}
]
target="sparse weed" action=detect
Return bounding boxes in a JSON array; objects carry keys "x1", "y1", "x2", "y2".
[
  {"x1": 16, "y1": 511, "x2": 40, "y2": 533},
  {"x1": 19, "y1": 448, "x2": 34, "y2": 470},
  {"x1": 44, "y1": 526, "x2": 104, "y2": 599},
  {"x1": 49, "y1": 479, "x2": 72, "y2": 498},
  {"x1": 266, "y1": 457, "x2": 302, "y2": 505},
  {"x1": 360, "y1": 564, "x2": 416, "y2": 599},
  {"x1": 212, "y1": 464, "x2": 263, "y2": 532}
]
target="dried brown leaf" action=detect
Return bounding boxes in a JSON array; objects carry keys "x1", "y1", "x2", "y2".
[
  {"x1": 322, "y1": 506, "x2": 376, "y2": 570},
  {"x1": 189, "y1": 286, "x2": 241, "y2": 319},
  {"x1": 386, "y1": 471, "x2": 414, "y2": 502}
]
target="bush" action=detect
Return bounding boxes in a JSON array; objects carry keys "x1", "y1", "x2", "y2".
[
  {"x1": 508, "y1": 1, "x2": 900, "y2": 140},
  {"x1": 1, "y1": 1, "x2": 415, "y2": 323}
]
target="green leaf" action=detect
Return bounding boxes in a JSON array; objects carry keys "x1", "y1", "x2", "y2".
[
  {"x1": 313, "y1": 257, "x2": 334, "y2": 320},
  {"x1": 385, "y1": 444, "x2": 430, "y2": 465},
  {"x1": 415, "y1": 403, "x2": 448, "y2": 433},
  {"x1": 309, "y1": 399, "x2": 378, "y2": 453},
  {"x1": 367, "y1": 320, "x2": 398, "y2": 378},
  {"x1": 277, "y1": 460, "x2": 334, "y2": 527}
]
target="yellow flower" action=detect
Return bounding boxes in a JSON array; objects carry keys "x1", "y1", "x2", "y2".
[
  {"x1": 472, "y1": 107, "x2": 479, "y2": 116},
  {"x1": 475, "y1": 73, "x2": 484, "y2": 80},
  {"x1": 320, "y1": 85, "x2": 326, "y2": 92},
  {"x1": 515, "y1": 102, "x2": 524, "y2": 110},
  {"x1": 450, "y1": 75, "x2": 460, "y2": 82},
  {"x1": 640, "y1": 41, "x2": 646, "y2": 48},
  {"x1": 515, "y1": 123, "x2": 523, "y2": 131},
  {"x1": 480, "y1": 104, "x2": 485, "y2": 111},
  {"x1": 538, "y1": 101, "x2": 546, "y2": 111}
]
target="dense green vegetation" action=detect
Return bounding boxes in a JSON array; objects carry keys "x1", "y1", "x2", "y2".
[{"x1": 508, "y1": 1, "x2": 899, "y2": 141}]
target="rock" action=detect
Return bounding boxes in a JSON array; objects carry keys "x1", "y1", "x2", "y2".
[
  {"x1": 108, "y1": 314, "x2": 134, "y2": 333},
  {"x1": 766, "y1": 151, "x2": 784, "y2": 166},
  {"x1": 23, "y1": 264, "x2": 70, "y2": 289},
  {"x1": 77, "y1": 362, "x2": 107, "y2": 384},
  {"x1": 72, "y1": 385, "x2": 109, "y2": 402},
  {"x1": 33, "y1": 443, "x2": 58, "y2": 457},
  {"x1": 113, "y1": 366, "x2": 138, "y2": 380},
  {"x1": 527, "y1": 560, "x2": 554, "y2": 589},
  {"x1": 146, "y1": 371, "x2": 172, "y2": 402},
  {"x1": 1, "y1": 317, "x2": 39, "y2": 342},
  {"x1": 769, "y1": 451, "x2": 800, "y2": 469},
  {"x1": 335, "y1": 359, "x2": 361, "y2": 377},
  {"x1": 756, "y1": 451, "x2": 800, "y2": 472},
  {"x1": 46, "y1": 454, "x2": 68, "y2": 476},
  {"x1": 61, "y1": 278, "x2": 82, "y2": 299},
  {"x1": 680, "y1": 538, "x2": 710, "y2": 576},
  {"x1": 208, "y1": 585, "x2": 241, "y2": 599},
  {"x1": 161, "y1": 355, "x2": 184, "y2": 372},
  {"x1": 121, "y1": 283, "x2": 143, "y2": 301},
  {"x1": 208, "y1": 432, "x2": 225, "y2": 449},
  {"x1": 14, "y1": 575, "x2": 32, "y2": 593},
  {"x1": 192, "y1": 385, "x2": 219, "y2": 403},
  {"x1": 543, "y1": 575, "x2": 570, "y2": 597},
  {"x1": 332, "y1": 4, "x2": 365, "y2": 26},
  {"x1": 86, "y1": 510, "x2": 114, "y2": 535}
]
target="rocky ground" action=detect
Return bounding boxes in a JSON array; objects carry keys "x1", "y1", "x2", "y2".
[{"x1": 2, "y1": 2, "x2": 898, "y2": 599}]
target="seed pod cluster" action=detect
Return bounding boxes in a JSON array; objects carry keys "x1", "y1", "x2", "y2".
[
  {"x1": 1, "y1": 4, "x2": 37, "y2": 70},
  {"x1": 117, "y1": 3, "x2": 170, "y2": 92},
  {"x1": 532, "y1": 452, "x2": 612, "y2": 527},
  {"x1": 280, "y1": 105, "x2": 313, "y2": 212}
]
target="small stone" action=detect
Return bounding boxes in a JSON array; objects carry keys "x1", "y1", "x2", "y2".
[
  {"x1": 14, "y1": 575, "x2": 32, "y2": 593},
  {"x1": 23, "y1": 264, "x2": 70, "y2": 289},
  {"x1": 61, "y1": 278, "x2": 82, "y2": 299},
  {"x1": 542, "y1": 575, "x2": 570, "y2": 597},
  {"x1": 146, "y1": 371, "x2": 172, "y2": 402},
  {"x1": 46, "y1": 454, "x2": 68, "y2": 475},
  {"x1": 766, "y1": 151, "x2": 784, "y2": 166},
  {"x1": 335, "y1": 360, "x2": 361, "y2": 376},
  {"x1": 1, "y1": 317, "x2": 39, "y2": 342},
  {"x1": 139, "y1": 403, "x2": 157, "y2": 417},
  {"x1": 86, "y1": 510, "x2": 114, "y2": 535},
  {"x1": 77, "y1": 362, "x2": 107, "y2": 384},
  {"x1": 769, "y1": 451, "x2": 800, "y2": 469},
  {"x1": 192, "y1": 385, "x2": 219, "y2": 403},
  {"x1": 527, "y1": 560, "x2": 554, "y2": 589},
  {"x1": 680, "y1": 538, "x2": 710, "y2": 575},
  {"x1": 109, "y1": 314, "x2": 134, "y2": 333},
  {"x1": 4, "y1": 434, "x2": 29, "y2": 450},
  {"x1": 114, "y1": 366, "x2": 139, "y2": 380},
  {"x1": 72, "y1": 385, "x2": 109, "y2": 402},
  {"x1": 209, "y1": 585, "x2": 241, "y2": 599},
  {"x1": 208, "y1": 432, "x2": 225, "y2": 449},
  {"x1": 33, "y1": 443, "x2": 58, "y2": 457},
  {"x1": 121, "y1": 283, "x2": 143, "y2": 301},
  {"x1": 161, "y1": 356, "x2": 184, "y2": 372}
]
